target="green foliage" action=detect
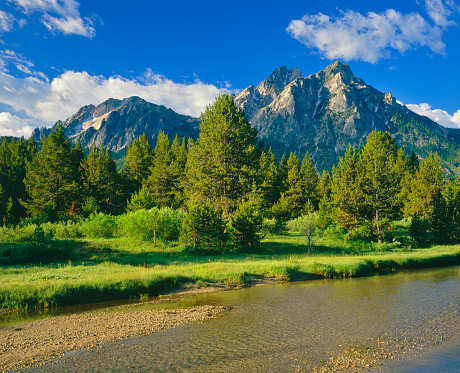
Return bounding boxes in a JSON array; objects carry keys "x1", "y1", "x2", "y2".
[
  {"x1": 80, "y1": 213, "x2": 118, "y2": 238},
  {"x1": 181, "y1": 201, "x2": 227, "y2": 252},
  {"x1": 431, "y1": 181, "x2": 460, "y2": 243},
  {"x1": 118, "y1": 207, "x2": 185, "y2": 243},
  {"x1": 185, "y1": 94, "x2": 261, "y2": 213},
  {"x1": 0, "y1": 136, "x2": 36, "y2": 220},
  {"x1": 330, "y1": 145, "x2": 366, "y2": 230},
  {"x1": 81, "y1": 196, "x2": 100, "y2": 217},
  {"x1": 300, "y1": 152, "x2": 320, "y2": 208},
  {"x1": 143, "y1": 132, "x2": 183, "y2": 208},
  {"x1": 284, "y1": 152, "x2": 307, "y2": 217},
  {"x1": 22, "y1": 125, "x2": 82, "y2": 217},
  {"x1": 124, "y1": 134, "x2": 154, "y2": 193},
  {"x1": 126, "y1": 186, "x2": 156, "y2": 212},
  {"x1": 43, "y1": 220, "x2": 83, "y2": 240},
  {"x1": 404, "y1": 152, "x2": 444, "y2": 218},
  {"x1": 230, "y1": 199, "x2": 263, "y2": 252},
  {"x1": 270, "y1": 194, "x2": 291, "y2": 234},
  {"x1": 409, "y1": 214, "x2": 431, "y2": 245},
  {"x1": 82, "y1": 144, "x2": 124, "y2": 215},
  {"x1": 360, "y1": 131, "x2": 402, "y2": 241},
  {"x1": 291, "y1": 213, "x2": 319, "y2": 253},
  {"x1": 258, "y1": 148, "x2": 280, "y2": 210}
]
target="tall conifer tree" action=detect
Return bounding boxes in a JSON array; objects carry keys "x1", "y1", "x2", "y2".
[
  {"x1": 185, "y1": 94, "x2": 260, "y2": 213},
  {"x1": 23, "y1": 125, "x2": 82, "y2": 218}
]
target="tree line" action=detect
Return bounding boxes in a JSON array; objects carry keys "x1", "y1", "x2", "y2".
[{"x1": 1, "y1": 93, "x2": 459, "y2": 250}]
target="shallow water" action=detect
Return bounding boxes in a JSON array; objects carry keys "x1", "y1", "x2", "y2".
[{"x1": 15, "y1": 266, "x2": 460, "y2": 372}]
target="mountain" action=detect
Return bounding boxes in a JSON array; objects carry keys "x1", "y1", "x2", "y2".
[
  {"x1": 31, "y1": 62, "x2": 460, "y2": 174},
  {"x1": 31, "y1": 96, "x2": 200, "y2": 156},
  {"x1": 234, "y1": 61, "x2": 459, "y2": 173}
]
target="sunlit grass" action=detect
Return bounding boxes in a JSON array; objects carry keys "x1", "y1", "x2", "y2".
[{"x1": 1, "y1": 234, "x2": 459, "y2": 310}]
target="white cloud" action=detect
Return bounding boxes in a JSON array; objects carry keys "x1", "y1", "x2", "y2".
[
  {"x1": 0, "y1": 10, "x2": 16, "y2": 33},
  {"x1": 0, "y1": 112, "x2": 35, "y2": 137},
  {"x1": 0, "y1": 49, "x2": 48, "y2": 80},
  {"x1": 287, "y1": 3, "x2": 457, "y2": 63},
  {"x1": 425, "y1": 0, "x2": 457, "y2": 28},
  {"x1": 406, "y1": 103, "x2": 460, "y2": 128},
  {"x1": 8, "y1": 0, "x2": 96, "y2": 37},
  {"x1": 0, "y1": 69, "x2": 225, "y2": 137}
]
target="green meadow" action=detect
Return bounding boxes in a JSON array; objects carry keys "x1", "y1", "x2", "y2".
[{"x1": 1, "y1": 232, "x2": 459, "y2": 311}]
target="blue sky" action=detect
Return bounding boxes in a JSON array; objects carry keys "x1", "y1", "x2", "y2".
[{"x1": 0, "y1": 0, "x2": 459, "y2": 137}]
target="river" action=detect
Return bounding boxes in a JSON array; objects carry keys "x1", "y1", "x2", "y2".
[{"x1": 14, "y1": 266, "x2": 460, "y2": 372}]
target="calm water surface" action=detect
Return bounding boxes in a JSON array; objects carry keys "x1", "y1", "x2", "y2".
[{"x1": 14, "y1": 266, "x2": 460, "y2": 372}]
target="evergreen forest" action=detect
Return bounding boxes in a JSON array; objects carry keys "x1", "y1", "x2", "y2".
[{"x1": 1, "y1": 93, "x2": 460, "y2": 258}]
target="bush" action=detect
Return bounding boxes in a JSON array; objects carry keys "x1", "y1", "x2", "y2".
[
  {"x1": 270, "y1": 195, "x2": 291, "y2": 234},
  {"x1": 181, "y1": 201, "x2": 227, "y2": 252},
  {"x1": 43, "y1": 220, "x2": 83, "y2": 240},
  {"x1": 81, "y1": 213, "x2": 118, "y2": 238},
  {"x1": 118, "y1": 207, "x2": 185, "y2": 243},
  {"x1": 409, "y1": 215, "x2": 431, "y2": 244},
  {"x1": 230, "y1": 199, "x2": 263, "y2": 253}
]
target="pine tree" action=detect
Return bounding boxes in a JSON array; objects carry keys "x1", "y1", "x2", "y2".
[
  {"x1": 0, "y1": 137, "x2": 37, "y2": 220},
  {"x1": 360, "y1": 131, "x2": 401, "y2": 242},
  {"x1": 124, "y1": 134, "x2": 154, "y2": 193},
  {"x1": 330, "y1": 146, "x2": 366, "y2": 230},
  {"x1": 404, "y1": 152, "x2": 444, "y2": 218},
  {"x1": 185, "y1": 94, "x2": 260, "y2": 214},
  {"x1": 82, "y1": 144, "x2": 122, "y2": 215},
  {"x1": 277, "y1": 154, "x2": 289, "y2": 195},
  {"x1": 23, "y1": 125, "x2": 82, "y2": 218},
  {"x1": 284, "y1": 152, "x2": 307, "y2": 217},
  {"x1": 144, "y1": 132, "x2": 182, "y2": 208},
  {"x1": 230, "y1": 198, "x2": 263, "y2": 252},
  {"x1": 258, "y1": 148, "x2": 279, "y2": 211},
  {"x1": 300, "y1": 152, "x2": 319, "y2": 208},
  {"x1": 181, "y1": 201, "x2": 227, "y2": 252},
  {"x1": 318, "y1": 170, "x2": 332, "y2": 200}
]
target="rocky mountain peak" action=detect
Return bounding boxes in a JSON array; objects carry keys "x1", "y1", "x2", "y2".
[
  {"x1": 313, "y1": 60, "x2": 355, "y2": 87},
  {"x1": 93, "y1": 98, "x2": 122, "y2": 118},
  {"x1": 256, "y1": 66, "x2": 304, "y2": 104}
]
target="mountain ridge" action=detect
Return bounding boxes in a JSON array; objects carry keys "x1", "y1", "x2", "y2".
[{"x1": 31, "y1": 61, "x2": 460, "y2": 174}]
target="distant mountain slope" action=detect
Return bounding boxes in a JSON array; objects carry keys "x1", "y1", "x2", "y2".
[
  {"x1": 234, "y1": 61, "x2": 459, "y2": 174},
  {"x1": 31, "y1": 96, "x2": 200, "y2": 155}
]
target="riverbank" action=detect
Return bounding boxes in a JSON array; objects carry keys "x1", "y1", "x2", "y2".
[
  {"x1": 1, "y1": 235, "x2": 459, "y2": 311},
  {"x1": 0, "y1": 304, "x2": 226, "y2": 373}
]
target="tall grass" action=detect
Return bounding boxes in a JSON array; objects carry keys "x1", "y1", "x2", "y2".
[{"x1": 1, "y1": 233, "x2": 458, "y2": 310}]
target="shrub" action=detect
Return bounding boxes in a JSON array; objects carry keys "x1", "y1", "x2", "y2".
[
  {"x1": 409, "y1": 214, "x2": 431, "y2": 245},
  {"x1": 230, "y1": 199, "x2": 263, "y2": 253},
  {"x1": 270, "y1": 195, "x2": 291, "y2": 234},
  {"x1": 81, "y1": 213, "x2": 118, "y2": 238},
  {"x1": 118, "y1": 207, "x2": 185, "y2": 243},
  {"x1": 181, "y1": 201, "x2": 227, "y2": 252},
  {"x1": 43, "y1": 220, "x2": 83, "y2": 240},
  {"x1": 126, "y1": 186, "x2": 156, "y2": 213}
]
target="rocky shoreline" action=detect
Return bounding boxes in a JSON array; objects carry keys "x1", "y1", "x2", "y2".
[{"x1": 0, "y1": 304, "x2": 226, "y2": 373}]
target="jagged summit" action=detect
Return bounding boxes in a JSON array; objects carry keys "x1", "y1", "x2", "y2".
[{"x1": 234, "y1": 61, "x2": 456, "y2": 173}]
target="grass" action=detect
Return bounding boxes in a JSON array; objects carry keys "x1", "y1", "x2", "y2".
[{"x1": 1, "y1": 233, "x2": 459, "y2": 310}]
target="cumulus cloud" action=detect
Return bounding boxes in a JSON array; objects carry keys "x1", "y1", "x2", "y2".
[
  {"x1": 0, "y1": 112, "x2": 35, "y2": 137},
  {"x1": 287, "y1": 0, "x2": 458, "y2": 63},
  {"x1": 0, "y1": 69, "x2": 225, "y2": 137},
  {"x1": 8, "y1": 0, "x2": 97, "y2": 37},
  {"x1": 406, "y1": 103, "x2": 460, "y2": 128}
]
